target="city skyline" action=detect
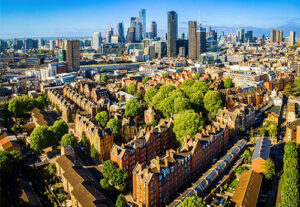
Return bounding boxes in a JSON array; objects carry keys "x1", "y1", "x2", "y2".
[{"x1": 1, "y1": 0, "x2": 300, "y2": 39}]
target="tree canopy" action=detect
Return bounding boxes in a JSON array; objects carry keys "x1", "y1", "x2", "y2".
[
  {"x1": 106, "y1": 119, "x2": 122, "y2": 135},
  {"x1": 101, "y1": 75, "x2": 108, "y2": 83},
  {"x1": 95, "y1": 111, "x2": 109, "y2": 128},
  {"x1": 142, "y1": 76, "x2": 151, "y2": 84},
  {"x1": 48, "y1": 120, "x2": 68, "y2": 144},
  {"x1": 102, "y1": 160, "x2": 128, "y2": 190},
  {"x1": 224, "y1": 78, "x2": 233, "y2": 88},
  {"x1": 116, "y1": 194, "x2": 127, "y2": 207},
  {"x1": 262, "y1": 158, "x2": 275, "y2": 180},
  {"x1": 100, "y1": 178, "x2": 111, "y2": 191},
  {"x1": 127, "y1": 83, "x2": 137, "y2": 95},
  {"x1": 144, "y1": 87, "x2": 158, "y2": 105},
  {"x1": 173, "y1": 110, "x2": 204, "y2": 144},
  {"x1": 29, "y1": 126, "x2": 52, "y2": 151},
  {"x1": 61, "y1": 133, "x2": 78, "y2": 149},
  {"x1": 178, "y1": 196, "x2": 206, "y2": 207},
  {"x1": 283, "y1": 84, "x2": 292, "y2": 97},
  {"x1": 125, "y1": 99, "x2": 142, "y2": 117},
  {"x1": 194, "y1": 73, "x2": 201, "y2": 80},
  {"x1": 203, "y1": 90, "x2": 223, "y2": 119}
]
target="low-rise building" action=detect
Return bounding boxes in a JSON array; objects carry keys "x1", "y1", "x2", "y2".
[{"x1": 251, "y1": 137, "x2": 271, "y2": 173}]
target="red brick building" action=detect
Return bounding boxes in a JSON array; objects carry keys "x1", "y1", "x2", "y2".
[{"x1": 132, "y1": 124, "x2": 229, "y2": 207}]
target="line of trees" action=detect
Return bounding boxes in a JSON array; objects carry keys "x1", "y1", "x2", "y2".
[
  {"x1": 8, "y1": 95, "x2": 46, "y2": 117},
  {"x1": 29, "y1": 120, "x2": 69, "y2": 152},
  {"x1": 280, "y1": 142, "x2": 299, "y2": 207}
]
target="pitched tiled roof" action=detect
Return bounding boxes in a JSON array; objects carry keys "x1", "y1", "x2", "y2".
[{"x1": 232, "y1": 170, "x2": 263, "y2": 207}]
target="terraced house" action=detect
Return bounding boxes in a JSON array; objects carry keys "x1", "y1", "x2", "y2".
[
  {"x1": 132, "y1": 124, "x2": 229, "y2": 207},
  {"x1": 75, "y1": 114, "x2": 114, "y2": 160},
  {"x1": 111, "y1": 118, "x2": 174, "y2": 178}
]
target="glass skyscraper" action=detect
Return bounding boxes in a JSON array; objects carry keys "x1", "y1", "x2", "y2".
[
  {"x1": 167, "y1": 11, "x2": 178, "y2": 57},
  {"x1": 139, "y1": 9, "x2": 146, "y2": 39},
  {"x1": 117, "y1": 22, "x2": 125, "y2": 43},
  {"x1": 92, "y1": 32, "x2": 102, "y2": 51}
]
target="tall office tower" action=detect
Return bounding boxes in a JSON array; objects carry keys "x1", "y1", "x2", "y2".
[
  {"x1": 275, "y1": 30, "x2": 280, "y2": 43},
  {"x1": 139, "y1": 9, "x2": 146, "y2": 39},
  {"x1": 24, "y1": 39, "x2": 33, "y2": 49},
  {"x1": 237, "y1": 29, "x2": 245, "y2": 43},
  {"x1": 279, "y1": 30, "x2": 283, "y2": 43},
  {"x1": 49, "y1": 40, "x2": 55, "y2": 50},
  {"x1": 66, "y1": 40, "x2": 80, "y2": 72},
  {"x1": 270, "y1": 29, "x2": 276, "y2": 43},
  {"x1": 180, "y1": 33, "x2": 185, "y2": 39},
  {"x1": 126, "y1": 27, "x2": 136, "y2": 43},
  {"x1": 117, "y1": 22, "x2": 125, "y2": 43},
  {"x1": 188, "y1": 21, "x2": 197, "y2": 59},
  {"x1": 197, "y1": 26, "x2": 206, "y2": 58},
  {"x1": 245, "y1": 31, "x2": 253, "y2": 43},
  {"x1": 106, "y1": 27, "x2": 113, "y2": 43},
  {"x1": 92, "y1": 32, "x2": 102, "y2": 51},
  {"x1": 154, "y1": 41, "x2": 167, "y2": 58},
  {"x1": 151, "y1": 21, "x2": 157, "y2": 39},
  {"x1": 167, "y1": 11, "x2": 178, "y2": 57},
  {"x1": 289, "y1": 31, "x2": 296, "y2": 46},
  {"x1": 58, "y1": 49, "x2": 66, "y2": 62},
  {"x1": 135, "y1": 22, "x2": 143, "y2": 42}
]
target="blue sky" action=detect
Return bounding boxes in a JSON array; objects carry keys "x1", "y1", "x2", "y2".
[{"x1": 0, "y1": 0, "x2": 300, "y2": 39}]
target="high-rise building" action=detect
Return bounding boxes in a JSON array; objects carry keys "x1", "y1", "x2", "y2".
[
  {"x1": 289, "y1": 31, "x2": 296, "y2": 46},
  {"x1": 135, "y1": 22, "x2": 143, "y2": 42},
  {"x1": 106, "y1": 27, "x2": 113, "y2": 43},
  {"x1": 139, "y1": 9, "x2": 146, "y2": 39},
  {"x1": 92, "y1": 32, "x2": 102, "y2": 51},
  {"x1": 49, "y1": 40, "x2": 55, "y2": 50},
  {"x1": 245, "y1": 31, "x2": 253, "y2": 43},
  {"x1": 177, "y1": 39, "x2": 188, "y2": 57},
  {"x1": 237, "y1": 29, "x2": 245, "y2": 43},
  {"x1": 167, "y1": 11, "x2": 178, "y2": 57},
  {"x1": 126, "y1": 27, "x2": 136, "y2": 43},
  {"x1": 270, "y1": 29, "x2": 276, "y2": 43},
  {"x1": 66, "y1": 40, "x2": 80, "y2": 72},
  {"x1": 197, "y1": 26, "x2": 206, "y2": 57},
  {"x1": 151, "y1": 21, "x2": 157, "y2": 39},
  {"x1": 58, "y1": 49, "x2": 66, "y2": 62},
  {"x1": 188, "y1": 21, "x2": 197, "y2": 59},
  {"x1": 24, "y1": 39, "x2": 33, "y2": 49},
  {"x1": 117, "y1": 22, "x2": 125, "y2": 43},
  {"x1": 38, "y1": 38, "x2": 44, "y2": 49},
  {"x1": 154, "y1": 41, "x2": 167, "y2": 58}
]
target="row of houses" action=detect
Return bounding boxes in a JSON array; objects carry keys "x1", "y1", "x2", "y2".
[
  {"x1": 132, "y1": 123, "x2": 229, "y2": 207},
  {"x1": 74, "y1": 114, "x2": 114, "y2": 160},
  {"x1": 111, "y1": 118, "x2": 174, "y2": 178}
]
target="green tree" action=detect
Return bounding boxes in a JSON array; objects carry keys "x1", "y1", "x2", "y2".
[
  {"x1": 127, "y1": 83, "x2": 137, "y2": 95},
  {"x1": 242, "y1": 150, "x2": 253, "y2": 164},
  {"x1": 90, "y1": 147, "x2": 99, "y2": 159},
  {"x1": 142, "y1": 76, "x2": 151, "y2": 84},
  {"x1": 144, "y1": 87, "x2": 157, "y2": 105},
  {"x1": 106, "y1": 119, "x2": 122, "y2": 135},
  {"x1": 283, "y1": 84, "x2": 292, "y2": 97},
  {"x1": 203, "y1": 90, "x2": 223, "y2": 119},
  {"x1": 116, "y1": 194, "x2": 127, "y2": 207},
  {"x1": 29, "y1": 126, "x2": 51, "y2": 151},
  {"x1": 173, "y1": 110, "x2": 204, "y2": 144},
  {"x1": 162, "y1": 73, "x2": 169, "y2": 78},
  {"x1": 48, "y1": 120, "x2": 68, "y2": 143},
  {"x1": 102, "y1": 160, "x2": 117, "y2": 180},
  {"x1": 0, "y1": 102, "x2": 9, "y2": 110},
  {"x1": 262, "y1": 158, "x2": 275, "y2": 180},
  {"x1": 178, "y1": 196, "x2": 206, "y2": 207},
  {"x1": 111, "y1": 168, "x2": 128, "y2": 189},
  {"x1": 8, "y1": 96, "x2": 25, "y2": 116},
  {"x1": 125, "y1": 99, "x2": 142, "y2": 117},
  {"x1": 101, "y1": 75, "x2": 108, "y2": 83},
  {"x1": 283, "y1": 142, "x2": 298, "y2": 161},
  {"x1": 136, "y1": 92, "x2": 143, "y2": 100},
  {"x1": 194, "y1": 73, "x2": 201, "y2": 80},
  {"x1": 181, "y1": 79, "x2": 195, "y2": 88},
  {"x1": 81, "y1": 132, "x2": 90, "y2": 149},
  {"x1": 34, "y1": 96, "x2": 46, "y2": 110},
  {"x1": 61, "y1": 133, "x2": 77, "y2": 149},
  {"x1": 100, "y1": 68, "x2": 104, "y2": 72},
  {"x1": 151, "y1": 85, "x2": 176, "y2": 107},
  {"x1": 95, "y1": 111, "x2": 109, "y2": 128},
  {"x1": 100, "y1": 178, "x2": 111, "y2": 190},
  {"x1": 48, "y1": 163, "x2": 56, "y2": 176},
  {"x1": 224, "y1": 78, "x2": 233, "y2": 88}
]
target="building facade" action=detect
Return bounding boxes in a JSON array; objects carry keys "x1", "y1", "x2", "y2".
[{"x1": 167, "y1": 11, "x2": 178, "y2": 57}]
